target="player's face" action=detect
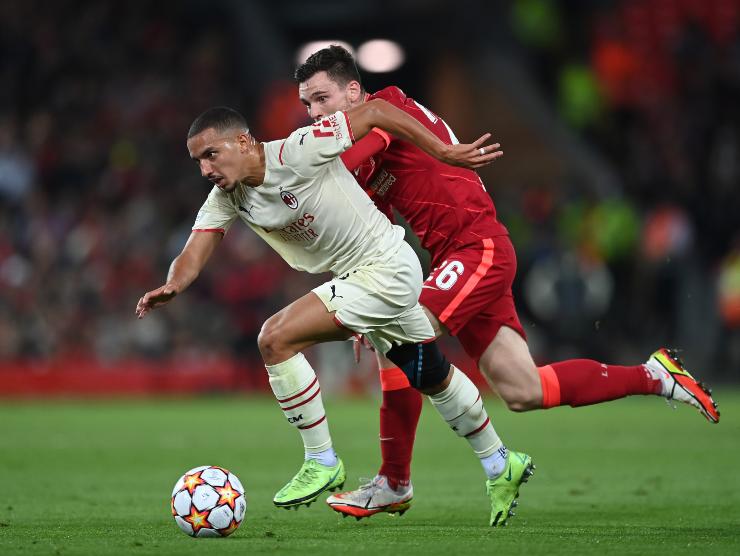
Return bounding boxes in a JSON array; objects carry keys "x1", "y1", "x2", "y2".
[
  {"x1": 187, "y1": 128, "x2": 245, "y2": 192},
  {"x1": 298, "y1": 71, "x2": 360, "y2": 121}
]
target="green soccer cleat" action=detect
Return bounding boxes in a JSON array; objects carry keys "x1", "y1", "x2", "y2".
[
  {"x1": 273, "y1": 458, "x2": 346, "y2": 510},
  {"x1": 486, "y1": 450, "x2": 534, "y2": 527}
]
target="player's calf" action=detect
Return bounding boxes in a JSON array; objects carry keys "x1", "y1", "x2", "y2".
[
  {"x1": 386, "y1": 341, "x2": 531, "y2": 525},
  {"x1": 266, "y1": 352, "x2": 346, "y2": 509},
  {"x1": 492, "y1": 383, "x2": 542, "y2": 412}
]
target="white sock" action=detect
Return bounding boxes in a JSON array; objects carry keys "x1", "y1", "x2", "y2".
[
  {"x1": 481, "y1": 445, "x2": 509, "y2": 479},
  {"x1": 305, "y1": 447, "x2": 338, "y2": 467},
  {"x1": 428, "y1": 367, "x2": 503, "y2": 468},
  {"x1": 644, "y1": 360, "x2": 671, "y2": 397},
  {"x1": 266, "y1": 352, "x2": 332, "y2": 453}
]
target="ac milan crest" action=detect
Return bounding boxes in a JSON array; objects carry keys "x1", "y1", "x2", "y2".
[{"x1": 280, "y1": 190, "x2": 298, "y2": 209}]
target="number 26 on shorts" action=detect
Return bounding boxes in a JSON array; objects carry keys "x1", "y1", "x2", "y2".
[{"x1": 426, "y1": 260, "x2": 464, "y2": 290}]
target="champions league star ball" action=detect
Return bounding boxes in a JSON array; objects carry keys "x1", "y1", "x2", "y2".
[{"x1": 171, "y1": 465, "x2": 247, "y2": 537}]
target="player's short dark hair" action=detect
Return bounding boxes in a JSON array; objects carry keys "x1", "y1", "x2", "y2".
[
  {"x1": 294, "y1": 45, "x2": 363, "y2": 90},
  {"x1": 187, "y1": 106, "x2": 249, "y2": 139}
]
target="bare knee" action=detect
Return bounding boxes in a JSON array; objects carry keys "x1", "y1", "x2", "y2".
[{"x1": 258, "y1": 316, "x2": 293, "y2": 363}]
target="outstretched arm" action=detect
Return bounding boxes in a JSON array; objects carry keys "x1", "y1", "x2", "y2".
[
  {"x1": 135, "y1": 231, "x2": 222, "y2": 318},
  {"x1": 345, "y1": 99, "x2": 502, "y2": 169},
  {"x1": 340, "y1": 130, "x2": 388, "y2": 172}
]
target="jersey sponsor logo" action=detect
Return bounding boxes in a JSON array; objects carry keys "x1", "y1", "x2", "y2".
[
  {"x1": 266, "y1": 212, "x2": 318, "y2": 243},
  {"x1": 263, "y1": 213, "x2": 315, "y2": 234},
  {"x1": 278, "y1": 228, "x2": 317, "y2": 242},
  {"x1": 280, "y1": 190, "x2": 299, "y2": 209},
  {"x1": 368, "y1": 168, "x2": 396, "y2": 197}
]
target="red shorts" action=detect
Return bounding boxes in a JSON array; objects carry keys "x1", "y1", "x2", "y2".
[{"x1": 420, "y1": 235, "x2": 525, "y2": 361}]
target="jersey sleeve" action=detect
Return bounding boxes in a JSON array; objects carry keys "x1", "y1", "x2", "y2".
[
  {"x1": 340, "y1": 128, "x2": 390, "y2": 172},
  {"x1": 279, "y1": 111, "x2": 355, "y2": 177},
  {"x1": 192, "y1": 186, "x2": 238, "y2": 234}
]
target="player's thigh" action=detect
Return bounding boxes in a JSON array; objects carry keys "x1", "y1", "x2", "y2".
[
  {"x1": 376, "y1": 351, "x2": 394, "y2": 368},
  {"x1": 259, "y1": 291, "x2": 351, "y2": 354},
  {"x1": 478, "y1": 325, "x2": 541, "y2": 409},
  {"x1": 373, "y1": 307, "x2": 442, "y2": 369},
  {"x1": 315, "y1": 249, "x2": 433, "y2": 355},
  {"x1": 421, "y1": 305, "x2": 446, "y2": 338},
  {"x1": 420, "y1": 237, "x2": 513, "y2": 344}
]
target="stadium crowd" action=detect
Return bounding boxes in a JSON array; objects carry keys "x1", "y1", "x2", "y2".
[
  {"x1": 0, "y1": 0, "x2": 738, "y2": 381},
  {"x1": 0, "y1": 1, "x2": 293, "y2": 369},
  {"x1": 510, "y1": 0, "x2": 740, "y2": 376}
]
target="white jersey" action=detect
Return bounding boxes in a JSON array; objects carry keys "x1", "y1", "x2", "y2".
[{"x1": 193, "y1": 111, "x2": 406, "y2": 276}]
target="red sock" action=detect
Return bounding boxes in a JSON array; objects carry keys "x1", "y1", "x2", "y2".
[
  {"x1": 538, "y1": 360, "x2": 662, "y2": 408},
  {"x1": 377, "y1": 367, "x2": 422, "y2": 490}
]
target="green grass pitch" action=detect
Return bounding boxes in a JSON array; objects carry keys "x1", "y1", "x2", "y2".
[{"x1": 1, "y1": 392, "x2": 739, "y2": 555}]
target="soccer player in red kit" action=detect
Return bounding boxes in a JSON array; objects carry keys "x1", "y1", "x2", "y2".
[{"x1": 294, "y1": 46, "x2": 720, "y2": 525}]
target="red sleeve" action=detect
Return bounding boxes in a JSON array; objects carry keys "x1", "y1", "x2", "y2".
[{"x1": 340, "y1": 129, "x2": 389, "y2": 172}]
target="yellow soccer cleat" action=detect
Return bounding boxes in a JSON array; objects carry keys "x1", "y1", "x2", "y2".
[{"x1": 647, "y1": 348, "x2": 720, "y2": 423}]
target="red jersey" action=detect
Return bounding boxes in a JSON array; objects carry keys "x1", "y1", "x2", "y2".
[{"x1": 343, "y1": 86, "x2": 508, "y2": 267}]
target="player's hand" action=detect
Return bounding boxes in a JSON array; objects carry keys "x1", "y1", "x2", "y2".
[
  {"x1": 441, "y1": 134, "x2": 503, "y2": 169},
  {"x1": 352, "y1": 335, "x2": 375, "y2": 363},
  {"x1": 135, "y1": 284, "x2": 178, "y2": 319}
]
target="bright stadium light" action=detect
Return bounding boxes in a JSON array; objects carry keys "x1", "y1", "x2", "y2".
[
  {"x1": 357, "y1": 39, "x2": 405, "y2": 73},
  {"x1": 296, "y1": 41, "x2": 355, "y2": 65}
]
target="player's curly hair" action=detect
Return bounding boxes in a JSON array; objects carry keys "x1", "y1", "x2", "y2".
[
  {"x1": 294, "y1": 45, "x2": 364, "y2": 91},
  {"x1": 188, "y1": 106, "x2": 249, "y2": 139}
]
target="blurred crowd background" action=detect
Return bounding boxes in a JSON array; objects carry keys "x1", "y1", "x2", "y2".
[{"x1": 1, "y1": 0, "x2": 738, "y2": 393}]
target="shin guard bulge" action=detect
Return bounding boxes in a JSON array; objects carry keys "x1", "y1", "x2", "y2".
[
  {"x1": 429, "y1": 367, "x2": 502, "y2": 458},
  {"x1": 538, "y1": 360, "x2": 662, "y2": 408},
  {"x1": 266, "y1": 352, "x2": 332, "y2": 453},
  {"x1": 378, "y1": 366, "x2": 422, "y2": 488}
]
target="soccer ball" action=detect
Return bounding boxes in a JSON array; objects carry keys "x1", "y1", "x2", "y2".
[{"x1": 171, "y1": 465, "x2": 247, "y2": 537}]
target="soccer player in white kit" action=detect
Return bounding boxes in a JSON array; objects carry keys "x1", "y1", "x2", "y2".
[{"x1": 135, "y1": 99, "x2": 506, "y2": 510}]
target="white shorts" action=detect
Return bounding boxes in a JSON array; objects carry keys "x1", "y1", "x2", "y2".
[{"x1": 312, "y1": 242, "x2": 435, "y2": 355}]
